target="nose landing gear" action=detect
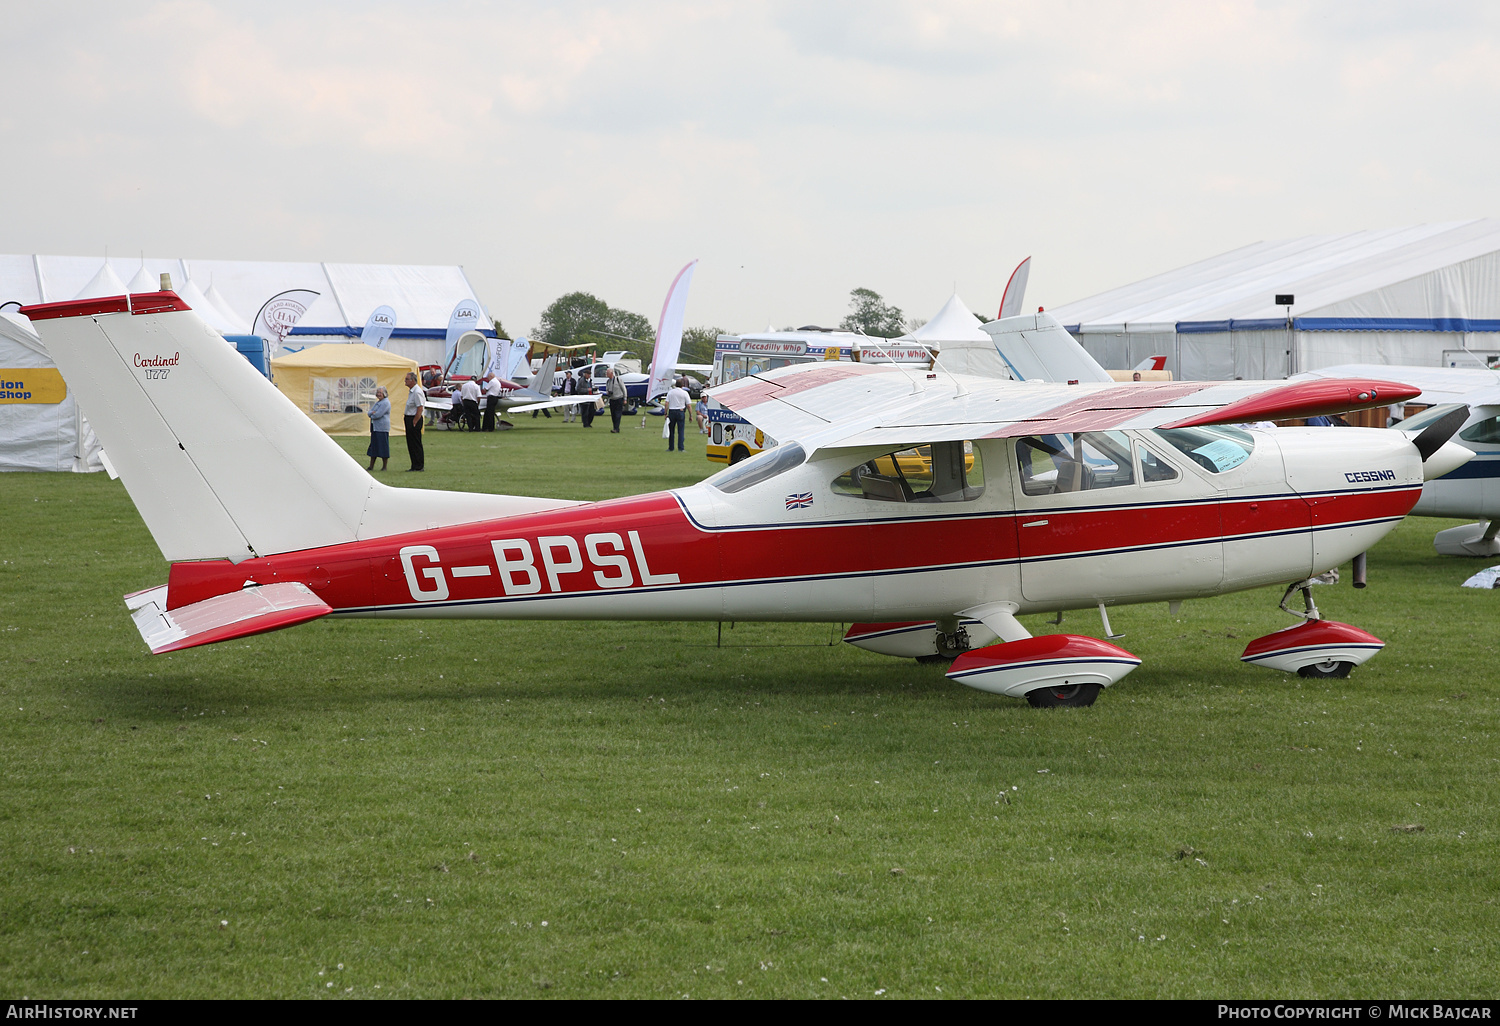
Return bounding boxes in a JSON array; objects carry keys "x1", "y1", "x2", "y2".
[{"x1": 1241, "y1": 576, "x2": 1385, "y2": 677}]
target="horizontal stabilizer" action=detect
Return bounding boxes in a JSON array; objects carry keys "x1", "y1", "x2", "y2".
[{"x1": 126, "y1": 582, "x2": 331, "y2": 655}]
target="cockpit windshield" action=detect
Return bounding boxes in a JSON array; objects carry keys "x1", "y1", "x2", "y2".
[
  {"x1": 707, "y1": 442, "x2": 807, "y2": 493},
  {"x1": 1151, "y1": 425, "x2": 1255, "y2": 473}
]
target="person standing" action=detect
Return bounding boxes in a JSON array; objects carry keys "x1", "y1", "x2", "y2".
[
  {"x1": 403, "y1": 371, "x2": 425, "y2": 471},
  {"x1": 365, "y1": 386, "x2": 390, "y2": 471},
  {"x1": 481, "y1": 373, "x2": 502, "y2": 432},
  {"x1": 578, "y1": 373, "x2": 596, "y2": 428},
  {"x1": 605, "y1": 368, "x2": 626, "y2": 433},
  {"x1": 561, "y1": 371, "x2": 578, "y2": 423},
  {"x1": 459, "y1": 376, "x2": 482, "y2": 432},
  {"x1": 664, "y1": 377, "x2": 691, "y2": 452}
]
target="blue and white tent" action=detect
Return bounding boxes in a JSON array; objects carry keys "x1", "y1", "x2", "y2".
[{"x1": 1048, "y1": 220, "x2": 1500, "y2": 380}]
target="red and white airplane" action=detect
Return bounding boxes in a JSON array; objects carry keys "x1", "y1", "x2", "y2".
[{"x1": 22, "y1": 291, "x2": 1474, "y2": 707}]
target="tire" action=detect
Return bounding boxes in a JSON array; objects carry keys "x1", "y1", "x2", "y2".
[
  {"x1": 915, "y1": 653, "x2": 952, "y2": 665},
  {"x1": 1025, "y1": 683, "x2": 1102, "y2": 708},
  {"x1": 625, "y1": 400, "x2": 639, "y2": 415},
  {"x1": 1297, "y1": 659, "x2": 1353, "y2": 679},
  {"x1": 728, "y1": 446, "x2": 751, "y2": 465}
]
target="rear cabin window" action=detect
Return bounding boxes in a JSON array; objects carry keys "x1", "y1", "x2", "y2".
[
  {"x1": 1017, "y1": 431, "x2": 1135, "y2": 495},
  {"x1": 1152, "y1": 425, "x2": 1255, "y2": 473},
  {"x1": 832, "y1": 441, "x2": 984, "y2": 503}
]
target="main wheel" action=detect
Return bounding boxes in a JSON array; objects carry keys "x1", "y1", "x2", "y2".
[
  {"x1": 915, "y1": 653, "x2": 952, "y2": 665},
  {"x1": 1025, "y1": 683, "x2": 1102, "y2": 708},
  {"x1": 1297, "y1": 659, "x2": 1353, "y2": 679}
]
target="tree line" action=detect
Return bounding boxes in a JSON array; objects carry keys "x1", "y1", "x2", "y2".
[{"x1": 528, "y1": 285, "x2": 926, "y2": 367}]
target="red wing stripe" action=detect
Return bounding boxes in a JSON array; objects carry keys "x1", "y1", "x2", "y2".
[
  {"x1": 983, "y1": 381, "x2": 1213, "y2": 437},
  {"x1": 716, "y1": 363, "x2": 880, "y2": 410}
]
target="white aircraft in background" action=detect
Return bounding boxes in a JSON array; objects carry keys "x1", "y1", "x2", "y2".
[
  {"x1": 22, "y1": 285, "x2": 1473, "y2": 708},
  {"x1": 1293, "y1": 364, "x2": 1500, "y2": 555}
]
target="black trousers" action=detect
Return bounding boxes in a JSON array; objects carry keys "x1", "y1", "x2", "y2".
[
  {"x1": 462, "y1": 398, "x2": 480, "y2": 431},
  {"x1": 609, "y1": 398, "x2": 623, "y2": 431},
  {"x1": 580, "y1": 399, "x2": 595, "y2": 427},
  {"x1": 405, "y1": 413, "x2": 424, "y2": 470},
  {"x1": 667, "y1": 409, "x2": 685, "y2": 450},
  {"x1": 481, "y1": 396, "x2": 498, "y2": 431}
]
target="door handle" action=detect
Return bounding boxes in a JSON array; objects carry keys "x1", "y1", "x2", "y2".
[{"x1": 1022, "y1": 519, "x2": 1049, "y2": 528}]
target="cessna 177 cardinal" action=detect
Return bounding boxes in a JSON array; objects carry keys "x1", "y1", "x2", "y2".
[{"x1": 21, "y1": 290, "x2": 1472, "y2": 707}]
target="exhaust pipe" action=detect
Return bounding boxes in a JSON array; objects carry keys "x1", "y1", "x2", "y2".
[{"x1": 1352, "y1": 551, "x2": 1366, "y2": 589}]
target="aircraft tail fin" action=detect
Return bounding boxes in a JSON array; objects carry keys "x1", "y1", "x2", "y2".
[
  {"x1": 535, "y1": 354, "x2": 558, "y2": 392},
  {"x1": 23, "y1": 293, "x2": 579, "y2": 565},
  {"x1": 24, "y1": 292, "x2": 377, "y2": 563},
  {"x1": 982, "y1": 311, "x2": 1113, "y2": 383}
]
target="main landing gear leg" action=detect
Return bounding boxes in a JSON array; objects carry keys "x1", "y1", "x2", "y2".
[{"x1": 943, "y1": 602, "x2": 1141, "y2": 707}]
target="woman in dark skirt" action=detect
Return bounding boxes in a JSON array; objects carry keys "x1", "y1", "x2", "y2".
[{"x1": 366, "y1": 386, "x2": 391, "y2": 471}]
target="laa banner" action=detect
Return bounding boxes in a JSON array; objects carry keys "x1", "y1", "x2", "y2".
[{"x1": 361, "y1": 305, "x2": 397, "y2": 349}]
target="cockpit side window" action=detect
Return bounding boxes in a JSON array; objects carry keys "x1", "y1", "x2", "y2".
[
  {"x1": 1136, "y1": 441, "x2": 1180, "y2": 484},
  {"x1": 1016, "y1": 431, "x2": 1135, "y2": 495},
  {"x1": 832, "y1": 440, "x2": 984, "y2": 503}
]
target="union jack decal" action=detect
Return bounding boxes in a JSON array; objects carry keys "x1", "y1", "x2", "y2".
[{"x1": 785, "y1": 492, "x2": 814, "y2": 509}]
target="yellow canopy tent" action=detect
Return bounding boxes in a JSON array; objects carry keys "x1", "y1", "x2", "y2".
[{"x1": 271, "y1": 343, "x2": 419, "y2": 436}]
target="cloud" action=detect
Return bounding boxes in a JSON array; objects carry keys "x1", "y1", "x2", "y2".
[{"x1": 3, "y1": 0, "x2": 1499, "y2": 332}]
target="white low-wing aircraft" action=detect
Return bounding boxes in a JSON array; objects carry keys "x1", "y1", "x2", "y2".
[
  {"x1": 1293, "y1": 364, "x2": 1500, "y2": 556},
  {"x1": 22, "y1": 290, "x2": 1473, "y2": 706}
]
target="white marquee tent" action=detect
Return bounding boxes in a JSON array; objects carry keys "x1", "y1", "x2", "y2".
[
  {"x1": 0, "y1": 312, "x2": 103, "y2": 473},
  {"x1": 1047, "y1": 220, "x2": 1500, "y2": 380},
  {"x1": 0, "y1": 254, "x2": 496, "y2": 367}
]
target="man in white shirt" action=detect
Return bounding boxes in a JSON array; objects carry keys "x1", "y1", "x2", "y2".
[
  {"x1": 459, "y1": 376, "x2": 482, "y2": 432},
  {"x1": 664, "y1": 377, "x2": 691, "y2": 452},
  {"x1": 403, "y1": 371, "x2": 426, "y2": 471},
  {"x1": 482, "y1": 374, "x2": 503, "y2": 431}
]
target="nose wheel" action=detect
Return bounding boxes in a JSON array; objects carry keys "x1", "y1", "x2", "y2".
[
  {"x1": 1297, "y1": 658, "x2": 1353, "y2": 679},
  {"x1": 1024, "y1": 683, "x2": 1102, "y2": 708}
]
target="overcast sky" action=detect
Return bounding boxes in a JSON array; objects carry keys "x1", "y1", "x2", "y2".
[{"x1": 3, "y1": 1, "x2": 1497, "y2": 334}]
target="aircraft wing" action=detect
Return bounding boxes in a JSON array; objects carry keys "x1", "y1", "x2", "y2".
[
  {"x1": 709, "y1": 362, "x2": 1421, "y2": 456},
  {"x1": 674, "y1": 363, "x2": 713, "y2": 373},
  {"x1": 507, "y1": 395, "x2": 601, "y2": 413},
  {"x1": 424, "y1": 396, "x2": 454, "y2": 411},
  {"x1": 1292, "y1": 364, "x2": 1500, "y2": 407}
]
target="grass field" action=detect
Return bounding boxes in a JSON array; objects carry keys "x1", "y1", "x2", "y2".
[{"x1": 1, "y1": 417, "x2": 1497, "y2": 999}]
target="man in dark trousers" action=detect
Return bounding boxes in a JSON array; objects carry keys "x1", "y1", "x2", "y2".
[
  {"x1": 403, "y1": 371, "x2": 426, "y2": 471},
  {"x1": 481, "y1": 373, "x2": 502, "y2": 431},
  {"x1": 605, "y1": 368, "x2": 627, "y2": 433},
  {"x1": 664, "y1": 376, "x2": 690, "y2": 451},
  {"x1": 578, "y1": 374, "x2": 596, "y2": 428},
  {"x1": 459, "y1": 376, "x2": 482, "y2": 432}
]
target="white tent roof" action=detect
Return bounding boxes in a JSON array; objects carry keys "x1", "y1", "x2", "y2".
[
  {"x1": 907, "y1": 293, "x2": 991, "y2": 342},
  {"x1": 1048, "y1": 219, "x2": 1500, "y2": 334},
  {"x1": 0, "y1": 254, "x2": 489, "y2": 337}
]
